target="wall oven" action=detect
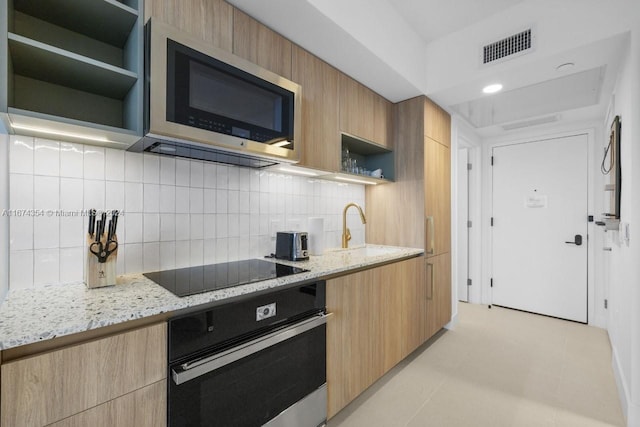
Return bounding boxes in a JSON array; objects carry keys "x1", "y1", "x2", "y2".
[
  {"x1": 130, "y1": 20, "x2": 302, "y2": 167},
  {"x1": 168, "y1": 282, "x2": 327, "y2": 427}
]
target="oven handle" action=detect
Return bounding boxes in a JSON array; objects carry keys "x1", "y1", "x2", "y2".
[{"x1": 172, "y1": 313, "x2": 329, "y2": 385}]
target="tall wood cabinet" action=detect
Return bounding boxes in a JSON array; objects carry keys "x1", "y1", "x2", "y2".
[{"x1": 366, "y1": 96, "x2": 452, "y2": 344}]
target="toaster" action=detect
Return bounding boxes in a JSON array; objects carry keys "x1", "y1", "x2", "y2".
[{"x1": 275, "y1": 232, "x2": 309, "y2": 261}]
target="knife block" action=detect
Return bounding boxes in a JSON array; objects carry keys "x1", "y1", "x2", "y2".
[{"x1": 85, "y1": 235, "x2": 118, "y2": 289}]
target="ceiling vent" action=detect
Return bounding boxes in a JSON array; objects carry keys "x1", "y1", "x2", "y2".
[
  {"x1": 502, "y1": 115, "x2": 559, "y2": 131},
  {"x1": 482, "y1": 29, "x2": 534, "y2": 65}
]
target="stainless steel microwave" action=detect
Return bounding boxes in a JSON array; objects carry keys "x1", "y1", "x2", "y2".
[{"x1": 130, "y1": 20, "x2": 301, "y2": 167}]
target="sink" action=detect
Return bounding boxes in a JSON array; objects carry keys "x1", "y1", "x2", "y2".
[{"x1": 330, "y1": 246, "x2": 403, "y2": 257}]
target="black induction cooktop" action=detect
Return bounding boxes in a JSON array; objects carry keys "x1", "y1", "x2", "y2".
[{"x1": 144, "y1": 259, "x2": 309, "y2": 297}]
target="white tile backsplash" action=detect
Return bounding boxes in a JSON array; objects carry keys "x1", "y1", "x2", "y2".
[
  {"x1": 60, "y1": 247, "x2": 84, "y2": 283},
  {"x1": 175, "y1": 159, "x2": 190, "y2": 186},
  {"x1": 34, "y1": 138, "x2": 60, "y2": 176},
  {"x1": 9, "y1": 250, "x2": 33, "y2": 289},
  {"x1": 10, "y1": 174, "x2": 33, "y2": 209},
  {"x1": 34, "y1": 216, "x2": 59, "y2": 249},
  {"x1": 10, "y1": 216, "x2": 33, "y2": 251},
  {"x1": 84, "y1": 180, "x2": 105, "y2": 211},
  {"x1": 10, "y1": 136, "x2": 34, "y2": 175},
  {"x1": 33, "y1": 248, "x2": 59, "y2": 286},
  {"x1": 34, "y1": 176, "x2": 59, "y2": 210},
  {"x1": 160, "y1": 157, "x2": 176, "y2": 185},
  {"x1": 105, "y1": 149, "x2": 125, "y2": 181},
  {"x1": 60, "y1": 178, "x2": 84, "y2": 210},
  {"x1": 143, "y1": 184, "x2": 160, "y2": 213},
  {"x1": 124, "y1": 152, "x2": 143, "y2": 182},
  {"x1": 124, "y1": 182, "x2": 143, "y2": 213},
  {"x1": 83, "y1": 146, "x2": 105, "y2": 180},
  {"x1": 8, "y1": 142, "x2": 366, "y2": 289},
  {"x1": 60, "y1": 142, "x2": 84, "y2": 178},
  {"x1": 143, "y1": 155, "x2": 160, "y2": 184}
]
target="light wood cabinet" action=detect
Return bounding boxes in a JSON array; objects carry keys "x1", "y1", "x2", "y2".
[
  {"x1": 47, "y1": 381, "x2": 166, "y2": 427},
  {"x1": 374, "y1": 95, "x2": 394, "y2": 149},
  {"x1": 424, "y1": 98, "x2": 451, "y2": 147},
  {"x1": 145, "y1": 0, "x2": 233, "y2": 51},
  {"x1": 366, "y1": 95, "x2": 451, "y2": 342},
  {"x1": 1, "y1": 323, "x2": 167, "y2": 427},
  {"x1": 401, "y1": 256, "x2": 428, "y2": 357},
  {"x1": 425, "y1": 137, "x2": 451, "y2": 257},
  {"x1": 339, "y1": 74, "x2": 393, "y2": 148},
  {"x1": 426, "y1": 253, "x2": 452, "y2": 338},
  {"x1": 327, "y1": 257, "x2": 421, "y2": 418},
  {"x1": 232, "y1": 9, "x2": 292, "y2": 79},
  {"x1": 291, "y1": 46, "x2": 340, "y2": 172}
]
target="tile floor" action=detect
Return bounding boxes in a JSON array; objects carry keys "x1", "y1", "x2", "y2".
[{"x1": 328, "y1": 302, "x2": 625, "y2": 427}]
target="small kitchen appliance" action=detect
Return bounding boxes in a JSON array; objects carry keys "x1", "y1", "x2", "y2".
[{"x1": 276, "y1": 231, "x2": 309, "y2": 261}]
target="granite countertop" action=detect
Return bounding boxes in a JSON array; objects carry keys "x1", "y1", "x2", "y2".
[{"x1": 0, "y1": 244, "x2": 423, "y2": 351}]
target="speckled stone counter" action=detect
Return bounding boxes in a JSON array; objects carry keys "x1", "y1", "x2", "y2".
[{"x1": 0, "y1": 245, "x2": 423, "y2": 350}]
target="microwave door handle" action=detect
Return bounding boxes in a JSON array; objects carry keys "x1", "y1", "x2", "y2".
[{"x1": 171, "y1": 313, "x2": 329, "y2": 385}]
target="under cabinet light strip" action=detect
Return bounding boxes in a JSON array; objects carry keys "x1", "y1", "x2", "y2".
[
  {"x1": 335, "y1": 176, "x2": 377, "y2": 185},
  {"x1": 10, "y1": 124, "x2": 110, "y2": 143},
  {"x1": 278, "y1": 168, "x2": 318, "y2": 176}
]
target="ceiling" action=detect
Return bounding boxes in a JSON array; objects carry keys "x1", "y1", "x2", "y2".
[
  {"x1": 389, "y1": 0, "x2": 525, "y2": 44},
  {"x1": 228, "y1": 0, "x2": 636, "y2": 137}
]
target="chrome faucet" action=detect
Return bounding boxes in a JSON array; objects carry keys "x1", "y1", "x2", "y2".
[{"x1": 342, "y1": 203, "x2": 367, "y2": 248}]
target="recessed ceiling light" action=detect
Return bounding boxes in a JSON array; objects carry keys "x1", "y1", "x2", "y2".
[
  {"x1": 482, "y1": 83, "x2": 503, "y2": 94},
  {"x1": 556, "y1": 62, "x2": 575, "y2": 72}
]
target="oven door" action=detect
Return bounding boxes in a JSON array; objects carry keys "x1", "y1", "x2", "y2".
[{"x1": 169, "y1": 314, "x2": 327, "y2": 427}]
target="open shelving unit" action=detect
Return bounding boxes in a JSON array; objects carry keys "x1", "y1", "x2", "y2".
[
  {"x1": 338, "y1": 132, "x2": 394, "y2": 184},
  {"x1": 1, "y1": 0, "x2": 143, "y2": 146}
]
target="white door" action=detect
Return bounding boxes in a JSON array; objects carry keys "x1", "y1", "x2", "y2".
[
  {"x1": 492, "y1": 134, "x2": 588, "y2": 323},
  {"x1": 457, "y1": 148, "x2": 469, "y2": 302}
]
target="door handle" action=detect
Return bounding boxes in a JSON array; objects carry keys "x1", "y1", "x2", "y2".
[
  {"x1": 427, "y1": 262, "x2": 434, "y2": 300},
  {"x1": 565, "y1": 234, "x2": 583, "y2": 246},
  {"x1": 426, "y1": 216, "x2": 435, "y2": 254}
]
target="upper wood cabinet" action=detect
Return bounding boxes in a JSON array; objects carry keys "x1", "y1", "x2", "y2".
[
  {"x1": 145, "y1": 0, "x2": 233, "y2": 51},
  {"x1": 424, "y1": 98, "x2": 451, "y2": 147},
  {"x1": 291, "y1": 46, "x2": 340, "y2": 172},
  {"x1": 1, "y1": 323, "x2": 167, "y2": 427},
  {"x1": 339, "y1": 74, "x2": 393, "y2": 148},
  {"x1": 425, "y1": 137, "x2": 451, "y2": 257},
  {"x1": 232, "y1": 10, "x2": 292, "y2": 79}
]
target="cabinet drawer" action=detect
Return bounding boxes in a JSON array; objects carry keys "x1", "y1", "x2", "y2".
[
  {"x1": 1, "y1": 323, "x2": 167, "y2": 427},
  {"x1": 47, "y1": 380, "x2": 166, "y2": 427}
]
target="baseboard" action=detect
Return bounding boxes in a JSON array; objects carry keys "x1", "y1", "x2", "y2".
[
  {"x1": 628, "y1": 401, "x2": 640, "y2": 427},
  {"x1": 445, "y1": 312, "x2": 459, "y2": 329},
  {"x1": 612, "y1": 346, "x2": 630, "y2": 423}
]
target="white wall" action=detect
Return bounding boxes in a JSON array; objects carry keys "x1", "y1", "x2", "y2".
[
  {"x1": 451, "y1": 116, "x2": 483, "y2": 306},
  {"x1": 6, "y1": 136, "x2": 366, "y2": 290},
  {"x1": 605, "y1": 26, "x2": 640, "y2": 425},
  {"x1": 480, "y1": 122, "x2": 604, "y2": 327}
]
